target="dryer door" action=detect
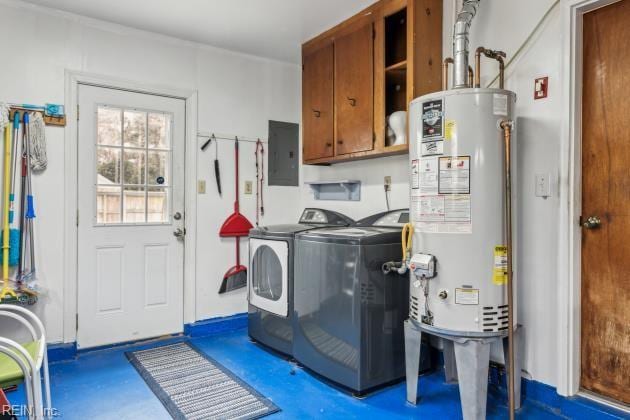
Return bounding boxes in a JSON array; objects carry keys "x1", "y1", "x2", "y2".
[{"x1": 248, "y1": 238, "x2": 289, "y2": 317}]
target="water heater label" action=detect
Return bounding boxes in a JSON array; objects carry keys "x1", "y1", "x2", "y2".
[
  {"x1": 421, "y1": 99, "x2": 444, "y2": 139},
  {"x1": 411, "y1": 160, "x2": 420, "y2": 189},
  {"x1": 438, "y1": 156, "x2": 470, "y2": 194},
  {"x1": 455, "y1": 288, "x2": 479, "y2": 305},
  {"x1": 493, "y1": 94, "x2": 508, "y2": 116},
  {"x1": 493, "y1": 246, "x2": 508, "y2": 285},
  {"x1": 420, "y1": 140, "x2": 444, "y2": 156}
]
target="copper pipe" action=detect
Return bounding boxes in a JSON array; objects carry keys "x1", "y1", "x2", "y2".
[
  {"x1": 500, "y1": 120, "x2": 515, "y2": 420},
  {"x1": 497, "y1": 56, "x2": 506, "y2": 89},
  {"x1": 443, "y1": 58, "x2": 453, "y2": 91},
  {"x1": 475, "y1": 47, "x2": 485, "y2": 88},
  {"x1": 468, "y1": 66, "x2": 474, "y2": 88},
  {"x1": 475, "y1": 47, "x2": 507, "y2": 89}
]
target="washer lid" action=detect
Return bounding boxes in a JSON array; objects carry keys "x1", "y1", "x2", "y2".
[
  {"x1": 250, "y1": 223, "x2": 316, "y2": 238},
  {"x1": 296, "y1": 226, "x2": 403, "y2": 245}
]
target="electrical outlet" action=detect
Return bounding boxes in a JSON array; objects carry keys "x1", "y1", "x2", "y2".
[
  {"x1": 384, "y1": 176, "x2": 392, "y2": 191},
  {"x1": 244, "y1": 181, "x2": 253, "y2": 195},
  {"x1": 197, "y1": 180, "x2": 206, "y2": 194}
]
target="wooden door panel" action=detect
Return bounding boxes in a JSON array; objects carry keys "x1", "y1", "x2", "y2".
[
  {"x1": 335, "y1": 21, "x2": 374, "y2": 155},
  {"x1": 581, "y1": 0, "x2": 630, "y2": 404},
  {"x1": 302, "y1": 44, "x2": 335, "y2": 161}
]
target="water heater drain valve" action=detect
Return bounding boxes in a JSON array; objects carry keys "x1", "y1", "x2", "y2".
[{"x1": 409, "y1": 253, "x2": 437, "y2": 279}]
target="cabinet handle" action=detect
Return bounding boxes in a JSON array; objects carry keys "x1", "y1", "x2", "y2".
[
  {"x1": 326, "y1": 142, "x2": 332, "y2": 147},
  {"x1": 337, "y1": 140, "x2": 344, "y2": 145},
  {"x1": 312, "y1": 109, "x2": 321, "y2": 118},
  {"x1": 347, "y1": 97, "x2": 357, "y2": 107}
]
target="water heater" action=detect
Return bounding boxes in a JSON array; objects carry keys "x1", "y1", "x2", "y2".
[{"x1": 408, "y1": 88, "x2": 517, "y2": 334}]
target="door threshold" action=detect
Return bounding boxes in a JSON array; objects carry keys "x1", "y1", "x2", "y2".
[{"x1": 578, "y1": 389, "x2": 630, "y2": 414}]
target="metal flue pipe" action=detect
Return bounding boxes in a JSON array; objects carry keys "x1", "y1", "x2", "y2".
[{"x1": 453, "y1": 0, "x2": 480, "y2": 88}]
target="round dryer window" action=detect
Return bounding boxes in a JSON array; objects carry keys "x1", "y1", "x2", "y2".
[{"x1": 252, "y1": 245, "x2": 283, "y2": 301}]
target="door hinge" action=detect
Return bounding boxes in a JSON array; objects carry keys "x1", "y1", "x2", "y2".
[
  {"x1": 373, "y1": 28, "x2": 376, "y2": 39},
  {"x1": 76, "y1": 210, "x2": 79, "y2": 227},
  {"x1": 76, "y1": 314, "x2": 79, "y2": 331},
  {"x1": 76, "y1": 104, "x2": 79, "y2": 121},
  {"x1": 373, "y1": 132, "x2": 376, "y2": 145}
]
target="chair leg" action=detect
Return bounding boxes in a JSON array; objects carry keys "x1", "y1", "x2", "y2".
[{"x1": 43, "y1": 350, "x2": 51, "y2": 418}]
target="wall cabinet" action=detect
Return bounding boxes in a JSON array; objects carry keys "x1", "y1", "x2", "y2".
[
  {"x1": 302, "y1": 0, "x2": 442, "y2": 165},
  {"x1": 302, "y1": 43, "x2": 334, "y2": 161}
]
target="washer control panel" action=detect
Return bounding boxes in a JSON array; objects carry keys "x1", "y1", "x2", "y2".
[{"x1": 372, "y1": 210, "x2": 409, "y2": 227}]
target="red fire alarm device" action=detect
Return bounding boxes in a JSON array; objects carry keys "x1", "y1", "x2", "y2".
[{"x1": 535, "y1": 77, "x2": 548, "y2": 99}]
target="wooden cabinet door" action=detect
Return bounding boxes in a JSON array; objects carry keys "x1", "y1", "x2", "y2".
[
  {"x1": 302, "y1": 43, "x2": 334, "y2": 161},
  {"x1": 334, "y1": 22, "x2": 374, "y2": 155},
  {"x1": 580, "y1": 0, "x2": 630, "y2": 405}
]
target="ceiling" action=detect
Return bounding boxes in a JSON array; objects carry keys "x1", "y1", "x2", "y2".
[{"x1": 21, "y1": 0, "x2": 375, "y2": 63}]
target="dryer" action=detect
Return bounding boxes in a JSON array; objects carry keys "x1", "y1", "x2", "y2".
[
  {"x1": 248, "y1": 208, "x2": 353, "y2": 356},
  {"x1": 293, "y1": 209, "x2": 412, "y2": 394}
]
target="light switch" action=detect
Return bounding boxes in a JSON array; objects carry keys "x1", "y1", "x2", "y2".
[
  {"x1": 535, "y1": 174, "x2": 551, "y2": 198},
  {"x1": 197, "y1": 180, "x2": 206, "y2": 194},
  {"x1": 244, "y1": 181, "x2": 253, "y2": 195}
]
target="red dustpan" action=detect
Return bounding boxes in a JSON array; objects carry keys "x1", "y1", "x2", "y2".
[{"x1": 219, "y1": 137, "x2": 253, "y2": 294}]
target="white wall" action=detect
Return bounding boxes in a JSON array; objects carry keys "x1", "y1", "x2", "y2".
[
  {"x1": 0, "y1": 0, "x2": 301, "y2": 343},
  {"x1": 1, "y1": 0, "x2": 566, "y2": 391}
]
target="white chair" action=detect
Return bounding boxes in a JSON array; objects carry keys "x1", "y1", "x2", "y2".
[{"x1": 0, "y1": 305, "x2": 51, "y2": 419}]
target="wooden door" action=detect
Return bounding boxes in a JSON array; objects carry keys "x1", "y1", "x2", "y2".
[
  {"x1": 334, "y1": 21, "x2": 374, "y2": 155},
  {"x1": 302, "y1": 43, "x2": 334, "y2": 162},
  {"x1": 581, "y1": 0, "x2": 630, "y2": 404}
]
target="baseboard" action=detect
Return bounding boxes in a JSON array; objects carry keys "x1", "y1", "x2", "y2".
[
  {"x1": 184, "y1": 313, "x2": 248, "y2": 337},
  {"x1": 487, "y1": 362, "x2": 627, "y2": 419},
  {"x1": 47, "y1": 312, "x2": 248, "y2": 363},
  {"x1": 47, "y1": 342, "x2": 77, "y2": 363}
]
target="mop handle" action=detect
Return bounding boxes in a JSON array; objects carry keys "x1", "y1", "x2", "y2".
[
  {"x1": 8, "y1": 113, "x2": 19, "y2": 224},
  {"x1": 2, "y1": 125, "x2": 11, "y2": 282},
  {"x1": 23, "y1": 113, "x2": 35, "y2": 219},
  {"x1": 234, "y1": 137, "x2": 239, "y2": 213}
]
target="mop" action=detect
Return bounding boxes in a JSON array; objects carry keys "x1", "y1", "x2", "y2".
[{"x1": 18, "y1": 113, "x2": 37, "y2": 294}]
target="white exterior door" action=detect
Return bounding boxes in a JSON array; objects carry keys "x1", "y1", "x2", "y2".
[
  {"x1": 248, "y1": 238, "x2": 288, "y2": 317},
  {"x1": 77, "y1": 85, "x2": 186, "y2": 349}
]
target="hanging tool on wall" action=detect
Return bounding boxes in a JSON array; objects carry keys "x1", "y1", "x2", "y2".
[
  {"x1": 0, "y1": 122, "x2": 16, "y2": 300},
  {"x1": 200, "y1": 134, "x2": 222, "y2": 195},
  {"x1": 17, "y1": 113, "x2": 37, "y2": 298},
  {"x1": 254, "y1": 138, "x2": 264, "y2": 226},
  {"x1": 218, "y1": 136, "x2": 253, "y2": 294}
]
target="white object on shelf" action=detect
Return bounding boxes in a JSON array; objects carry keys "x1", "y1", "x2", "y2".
[{"x1": 387, "y1": 111, "x2": 407, "y2": 146}]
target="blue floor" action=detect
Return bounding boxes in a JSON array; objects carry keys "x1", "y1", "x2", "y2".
[{"x1": 5, "y1": 328, "x2": 626, "y2": 419}]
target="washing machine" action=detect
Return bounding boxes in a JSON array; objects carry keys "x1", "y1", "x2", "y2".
[
  {"x1": 248, "y1": 208, "x2": 354, "y2": 356},
  {"x1": 293, "y1": 209, "x2": 413, "y2": 394}
]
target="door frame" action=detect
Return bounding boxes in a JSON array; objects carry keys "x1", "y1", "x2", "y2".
[
  {"x1": 63, "y1": 70, "x2": 198, "y2": 344},
  {"x1": 556, "y1": 0, "x2": 622, "y2": 398}
]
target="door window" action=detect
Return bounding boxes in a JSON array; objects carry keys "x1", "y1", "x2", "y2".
[
  {"x1": 252, "y1": 245, "x2": 283, "y2": 301},
  {"x1": 96, "y1": 106, "x2": 172, "y2": 225}
]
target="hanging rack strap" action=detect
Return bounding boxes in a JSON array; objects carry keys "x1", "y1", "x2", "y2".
[{"x1": 197, "y1": 131, "x2": 267, "y2": 144}]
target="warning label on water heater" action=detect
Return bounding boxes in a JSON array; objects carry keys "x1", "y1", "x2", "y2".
[
  {"x1": 412, "y1": 155, "x2": 472, "y2": 234},
  {"x1": 455, "y1": 288, "x2": 479, "y2": 305},
  {"x1": 421, "y1": 99, "x2": 444, "y2": 140},
  {"x1": 493, "y1": 246, "x2": 508, "y2": 285}
]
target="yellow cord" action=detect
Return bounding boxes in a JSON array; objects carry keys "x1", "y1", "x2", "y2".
[
  {"x1": 1, "y1": 123, "x2": 16, "y2": 300},
  {"x1": 402, "y1": 223, "x2": 414, "y2": 262}
]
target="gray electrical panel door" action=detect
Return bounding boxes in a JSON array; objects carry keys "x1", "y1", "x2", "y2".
[{"x1": 268, "y1": 120, "x2": 299, "y2": 186}]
